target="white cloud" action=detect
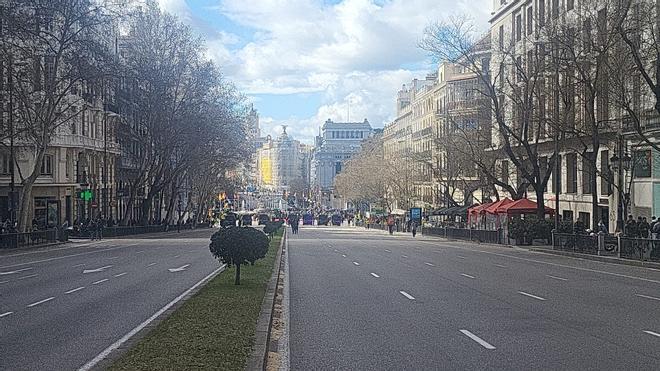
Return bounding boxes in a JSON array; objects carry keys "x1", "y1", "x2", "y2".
[{"x1": 158, "y1": 0, "x2": 493, "y2": 144}]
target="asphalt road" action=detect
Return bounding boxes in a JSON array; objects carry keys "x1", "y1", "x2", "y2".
[
  {"x1": 0, "y1": 228, "x2": 221, "y2": 371},
  {"x1": 288, "y1": 226, "x2": 660, "y2": 370}
]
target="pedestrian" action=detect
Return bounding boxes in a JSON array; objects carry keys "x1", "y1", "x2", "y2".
[
  {"x1": 598, "y1": 220, "x2": 608, "y2": 234},
  {"x1": 625, "y1": 215, "x2": 638, "y2": 237},
  {"x1": 96, "y1": 218, "x2": 103, "y2": 240},
  {"x1": 651, "y1": 216, "x2": 658, "y2": 239},
  {"x1": 411, "y1": 221, "x2": 417, "y2": 238},
  {"x1": 387, "y1": 215, "x2": 395, "y2": 235},
  {"x1": 640, "y1": 217, "x2": 650, "y2": 239}
]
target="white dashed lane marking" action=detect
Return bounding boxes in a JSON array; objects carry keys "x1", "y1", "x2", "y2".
[
  {"x1": 547, "y1": 275, "x2": 568, "y2": 281},
  {"x1": 0, "y1": 311, "x2": 13, "y2": 318},
  {"x1": 461, "y1": 273, "x2": 475, "y2": 279},
  {"x1": 518, "y1": 291, "x2": 547, "y2": 301},
  {"x1": 460, "y1": 330, "x2": 496, "y2": 350},
  {"x1": 636, "y1": 294, "x2": 660, "y2": 302},
  {"x1": 399, "y1": 291, "x2": 415, "y2": 300},
  {"x1": 353, "y1": 262, "x2": 360, "y2": 266},
  {"x1": 27, "y1": 297, "x2": 55, "y2": 308},
  {"x1": 65, "y1": 287, "x2": 85, "y2": 294},
  {"x1": 370, "y1": 273, "x2": 380, "y2": 278},
  {"x1": 92, "y1": 279, "x2": 109, "y2": 285},
  {"x1": 424, "y1": 262, "x2": 435, "y2": 267}
]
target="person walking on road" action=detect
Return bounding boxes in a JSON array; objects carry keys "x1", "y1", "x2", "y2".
[
  {"x1": 387, "y1": 215, "x2": 395, "y2": 235},
  {"x1": 411, "y1": 221, "x2": 417, "y2": 238}
]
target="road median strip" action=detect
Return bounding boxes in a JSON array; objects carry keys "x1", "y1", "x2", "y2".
[{"x1": 103, "y1": 229, "x2": 284, "y2": 371}]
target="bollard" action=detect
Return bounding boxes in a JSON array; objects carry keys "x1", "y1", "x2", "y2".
[
  {"x1": 597, "y1": 232, "x2": 605, "y2": 256},
  {"x1": 617, "y1": 235, "x2": 622, "y2": 258}
]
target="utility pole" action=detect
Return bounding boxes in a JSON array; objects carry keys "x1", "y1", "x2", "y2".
[{"x1": 103, "y1": 106, "x2": 108, "y2": 221}]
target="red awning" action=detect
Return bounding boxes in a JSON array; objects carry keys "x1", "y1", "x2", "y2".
[
  {"x1": 483, "y1": 198, "x2": 513, "y2": 215},
  {"x1": 496, "y1": 198, "x2": 555, "y2": 215},
  {"x1": 468, "y1": 202, "x2": 494, "y2": 217}
]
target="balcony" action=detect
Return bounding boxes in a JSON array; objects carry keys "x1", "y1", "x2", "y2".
[{"x1": 50, "y1": 134, "x2": 121, "y2": 155}]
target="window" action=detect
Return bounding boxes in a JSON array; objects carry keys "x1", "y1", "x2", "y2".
[
  {"x1": 633, "y1": 150, "x2": 652, "y2": 178},
  {"x1": 40, "y1": 154, "x2": 53, "y2": 175},
  {"x1": 33, "y1": 57, "x2": 42, "y2": 92},
  {"x1": 0, "y1": 152, "x2": 9, "y2": 174},
  {"x1": 527, "y1": 7, "x2": 533, "y2": 34},
  {"x1": 578, "y1": 212, "x2": 591, "y2": 230},
  {"x1": 335, "y1": 162, "x2": 342, "y2": 174},
  {"x1": 44, "y1": 56, "x2": 55, "y2": 91},
  {"x1": 499, "y1": 25, "x2": 504, "y2": 49},
  {"x1": 563, "y1": 210, "x2": 574, "y2": 222},
  {"x1": 600, "y1": 150, "x2": 612, "y2": 196},
  {"x1": 566, "y1": 153, "x2": 577, "y2": 193},
  {"x1": 552, "y1": 154, "x2": 562, "y2": 194},
  {"x1": 567, "y1": 0, "x2": 574, "y2": 11},
  {"x1": 501, "y1": 160, "x2": 509, "y2": 185},
  {"x1": 515, "y1": 14, "x2": 522, "y2": 41},
  {"x1": 552, "y1": 0, "x2": 559, "y2": 19},
  {"x1": 582, "y1": 153, "x2": 594, "y2": 195},
  {"x1": 539, "y1": 0, "x2": 545, "y2": 27}
]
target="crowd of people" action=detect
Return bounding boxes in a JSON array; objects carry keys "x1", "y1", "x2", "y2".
[{"x1": 624, "y1": 215, "x2": 660, "y2": 239}]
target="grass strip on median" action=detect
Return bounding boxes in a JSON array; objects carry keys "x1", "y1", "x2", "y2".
[{"x1": 108, "y1": 229, "x2": 283, "y2": 371}]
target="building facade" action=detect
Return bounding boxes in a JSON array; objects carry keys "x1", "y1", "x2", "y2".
[{"x1": 312, "y1": 119, "x2": 373, "y2": 207}]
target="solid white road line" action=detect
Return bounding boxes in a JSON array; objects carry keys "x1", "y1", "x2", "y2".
[
  {"x1": 370, "y1": 273, "x2": 380, "y2": 278},
  {"x1": 0, "y1": 267, "x2": 33, "y2": 276},
  {"x1": 77, "y1": 264, "x2": 227, "y2": 371},
  {"x1": 65, "y1": 287, "x2": 86, "y2": 294},
  {"x1": 547, "y1": 275, "x2": 568, "y2": 281},
  {"x1": 114, "y1": 272, "x2": 127, "y2": 278},
  {"x1": 494, "y1": 264, "x2": 507, "y2": 268},
  {"x1": 461, "y1": 273, "x2": 476, "y2": 279},
  {"x1": 460, "y1": 330, "x2": 496, "y2": 350},
  {"x1": 27, "y1": 297, "x2": 55, "y2": 308},
  {"x1": 0, "y1": 311, "x2": 13, "y2": 318},
  {"x1": 644, "y1": 330, "x2": 660, "y2": 338},
  {"x1": 92, "y1": 278, "x2": 109, "y2": 285},
  {"x1": 424, "y1": 262, "x2": 435, "y2": 267},
  {"x1": 399, "y1": 291, "x2": 415, "y2": 300},
  {"x1": 636, "y1": 294, "x2": 660, "y2": 302},
  {"x1": 518, "y1": 291, "x2": 547, "y2": 301},
  {"x1": 147, "y1": 263, "x2": 157, "y2": 267},
  {"x1": 353, "y1": 262, "x2": 360, "y2": 266},
  {"x1": 16, "y1": 274, "x2": 38, "y2": 280}
]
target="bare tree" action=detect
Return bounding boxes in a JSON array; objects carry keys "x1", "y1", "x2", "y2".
[
  {"x1": 1, "y1": 0, "x2": 117, "y2": 231},
  {"x1": 421, "y1": 17, "x2": 557, "y2": 217}
]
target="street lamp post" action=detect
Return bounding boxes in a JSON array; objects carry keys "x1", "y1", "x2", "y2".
[
  {"x1": 8, "y1": 55, "x2": 17, "y2": 226},
  {"x1": 610, "y1": 136, "x2": 632, "y2": 234}
]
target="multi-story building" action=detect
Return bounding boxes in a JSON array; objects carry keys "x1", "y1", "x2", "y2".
[
  {"x1": 256, "y1": 127, "x2": 304, "y2": 194},
  {"x1": 312, "y1": 119, "x2": 373, "y2": 208},
  {"x1": 0, "y1": 5, "x2": 121, "y2": 228},
  {"x1": 383, "y1": 55, "x2": 491, "y2": 211}
]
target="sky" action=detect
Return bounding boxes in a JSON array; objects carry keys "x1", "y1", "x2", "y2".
[{"x1": 156, "y1": 0, "x2": 492, "y2": 144}]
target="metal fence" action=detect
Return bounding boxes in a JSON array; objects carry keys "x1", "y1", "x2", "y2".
[
  {"x1": 552, "y1": 233, "x2": 599, "y2": 255},
  {"x1": 0, "y1": 229, "x2": 63, "y2": 249},
  {"x1": 423, "y1": 227, "x2": 502, "y2": 244},
  {"x1": 74, "y1": 223, "x2": 199, "y2": 238},
  {"x1": 619, "y1": 237, "x2": 660, "y2": 262}
]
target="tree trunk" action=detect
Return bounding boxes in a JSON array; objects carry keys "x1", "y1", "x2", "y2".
[
  {"x1": 536, "y1": 186, "x2": 546, "y2": 219},
  {"x1": 235, "y1": 263, "x2": 241, "y2": 285},
  {"x1": 17, "y1": 149, "x2": 47, "y2": 232}
]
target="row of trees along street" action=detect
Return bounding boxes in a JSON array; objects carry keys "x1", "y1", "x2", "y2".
[
  {"x1": 0, "y1": 1, "x2": 250, "y2": 231},
  {"x1": 338, "y1": 0, "x2": 660, "y2": 229}
]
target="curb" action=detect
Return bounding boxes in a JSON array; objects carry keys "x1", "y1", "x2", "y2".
[
  {"x1": 528, "y1": 247, "x2": 660, "y2": 269},
  {"x1": 246, "y1": 229, "x2": 286, "y2": 371}
]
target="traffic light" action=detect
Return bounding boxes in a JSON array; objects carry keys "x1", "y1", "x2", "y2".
[{"x1": 78, "y1": 189, "x2": 93, "y2": 201}]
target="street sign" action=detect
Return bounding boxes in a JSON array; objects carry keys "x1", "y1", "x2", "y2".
[{"x1": 410, "y1": 207, "x2": 422, "y2": 224}]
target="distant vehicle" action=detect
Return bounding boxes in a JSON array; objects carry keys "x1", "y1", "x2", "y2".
[
  {"x1": 303, "y1": 213, "x2": 314, "y2": 225},
  {"x1": 318, "y1": 214, "x2": 329, "y2": 226},
  {"x1": 331, "y1": 214, "x2": 342, "y2": 226},
  {"x1": 222, "y1": 212, "x2": 238, "y2": 228},
  {"x1": 241, "y1": 214, "x2": 253, "y2": 226},
  {"x1": 258, "y1": 214, "x2": 270, "y2": 225}
]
